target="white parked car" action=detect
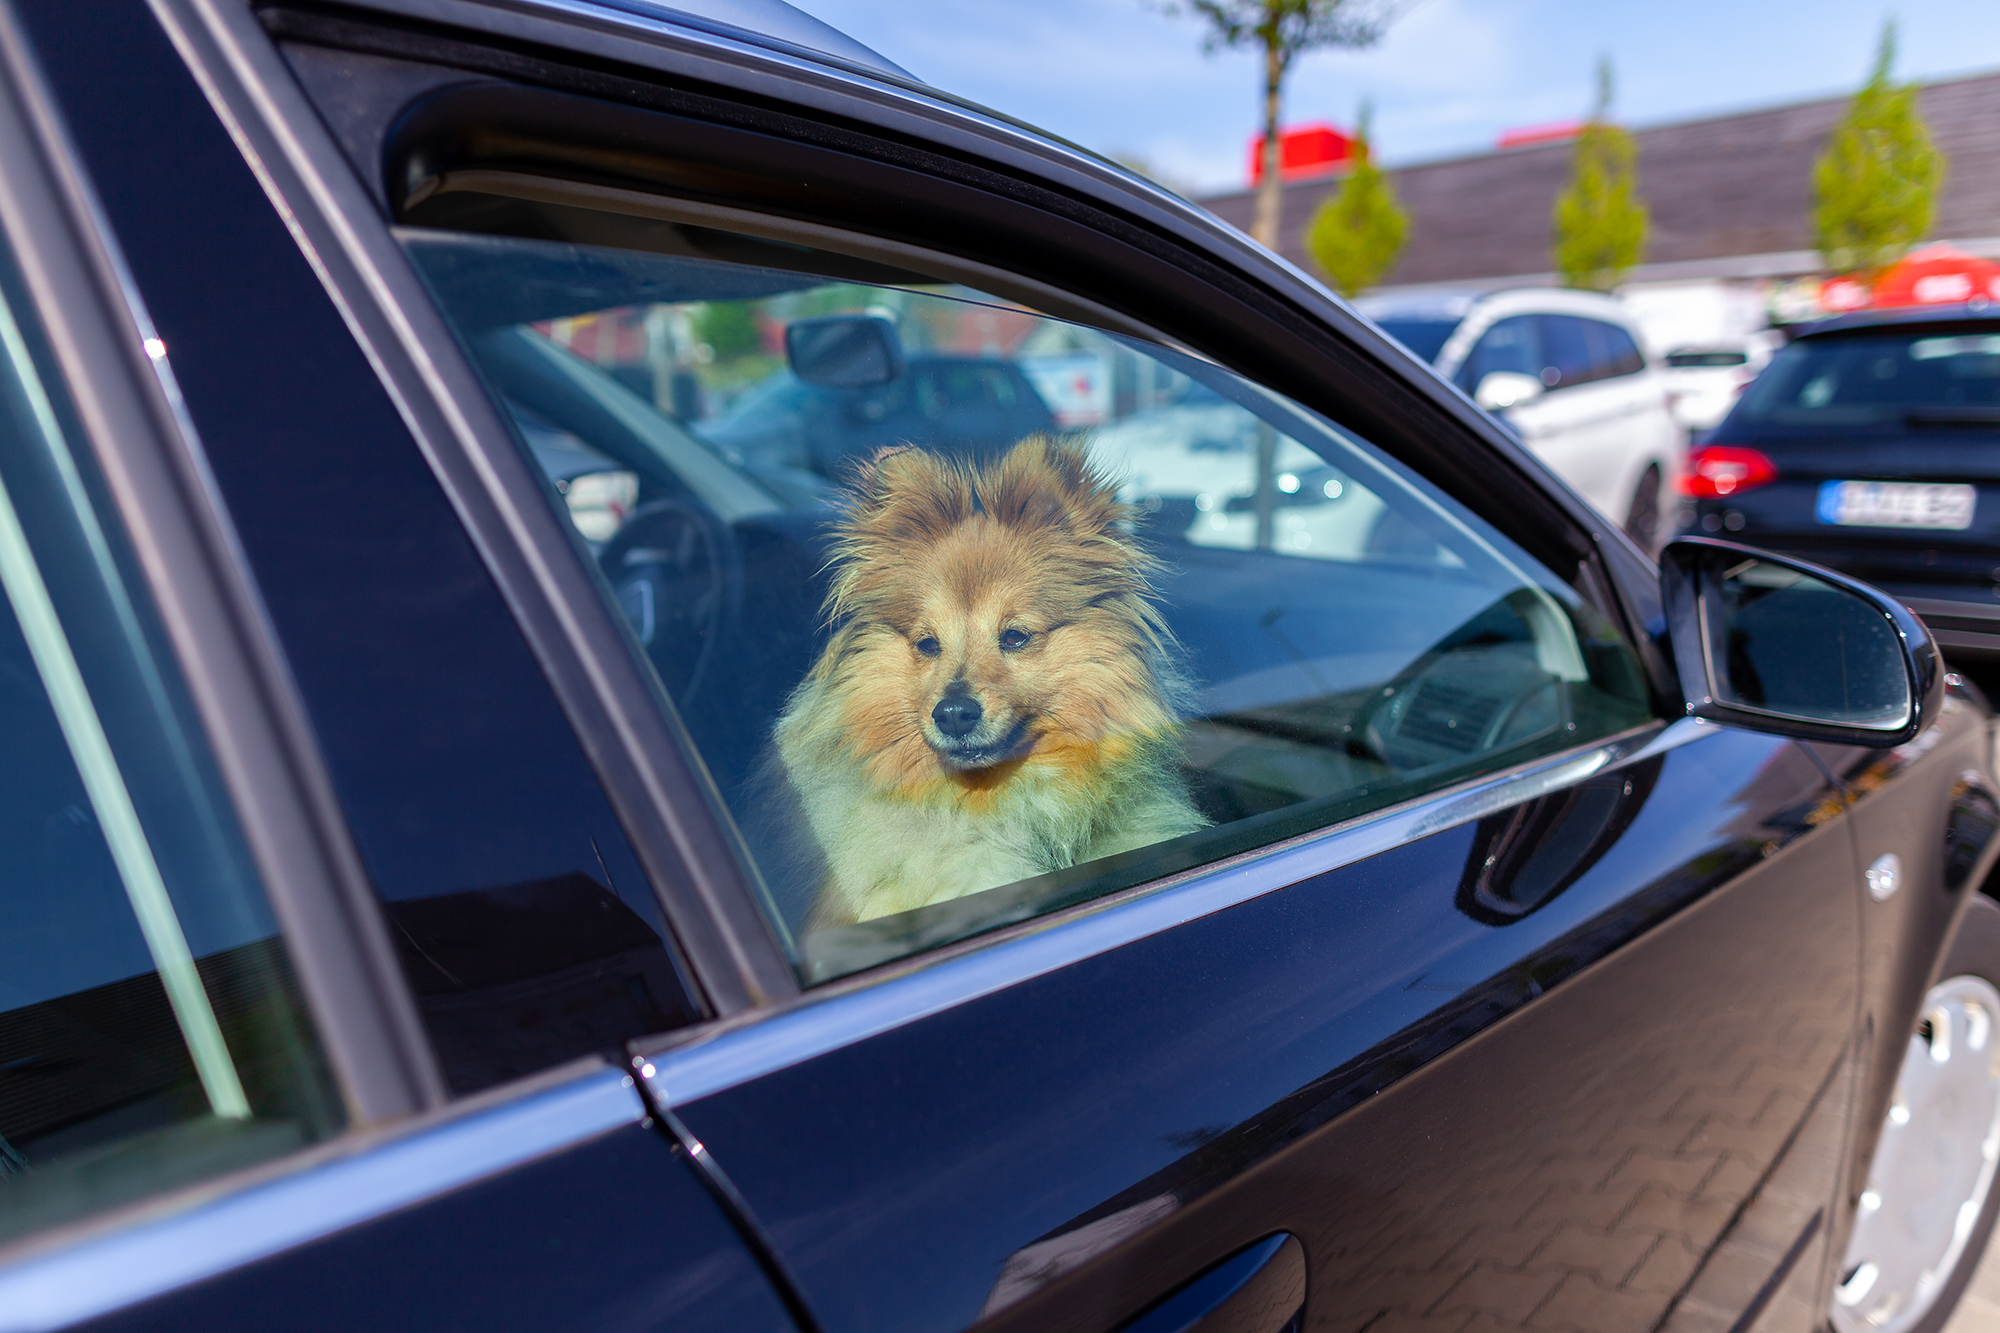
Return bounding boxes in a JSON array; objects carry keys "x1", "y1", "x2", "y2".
[
  {"x1": 1661, "y1": 332, "x2": 1783, "y2": 435},
  {"x1": 1358, "y1": 289, "x2": 1685, "y2": 551}
]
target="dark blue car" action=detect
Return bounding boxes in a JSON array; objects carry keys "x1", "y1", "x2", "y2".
[
  {"x1": 698, "y1": 357, "x2": 1059, "y2": 501},
  {"x1": 0, "y1": 4, "x2": 1995, "y2": 1333}
]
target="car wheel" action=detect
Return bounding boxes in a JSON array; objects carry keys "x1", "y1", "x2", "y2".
[
  {"x1": 1833, "y1": 896, "x2": 2000, "y2": 1333},
  {"x1": 1623, "y1": 466, "x2": 1662, "y2": 554}
]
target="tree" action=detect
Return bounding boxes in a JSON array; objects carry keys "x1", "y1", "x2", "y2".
[
  {"x1": 1304, "y1": 104, "x2": 1409, "y2": 295},
  {"x1": 1551, "y1": 57, "x2": 1648, "y2": 293},
  {"x1": 1812, "y1": 20, "x2": 1944, "y2": 278},
  {"x1": 1158, "y1": 0, "x2": 1403, "y2": 249},
  {"x1": 693, "y1": 301, "x2": 761, "y2": 361}
]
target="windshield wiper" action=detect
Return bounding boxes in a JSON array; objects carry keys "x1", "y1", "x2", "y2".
[{"x1": 1906, "y1": 407, "x2": 2000, "y2": 426}]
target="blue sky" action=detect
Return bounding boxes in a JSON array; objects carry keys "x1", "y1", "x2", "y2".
[{"x1": 787, "y1": 0, "x2": 2000, "y2": 195}]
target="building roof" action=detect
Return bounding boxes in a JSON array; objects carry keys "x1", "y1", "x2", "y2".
[{"x1": 1197, "y1": 69, "x2": 2000, "y2": 289}]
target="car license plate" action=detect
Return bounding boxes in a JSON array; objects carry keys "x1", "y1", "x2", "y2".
[{"x1": 1816, "y1": 480, "x2": 1976, "y2": 530}]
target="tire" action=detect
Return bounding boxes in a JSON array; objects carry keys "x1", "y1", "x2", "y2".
[
  {"x1": 1623, "y1": 466, "x2": 1662, "y2": 555},
  {"x1": 1832, "y1": 896, "x2": 2000, "y2": 1333}
]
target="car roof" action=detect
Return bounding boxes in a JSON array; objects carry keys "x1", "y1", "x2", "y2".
[
  {"x1": 1355, "y1": 286, "x2": 1634, "y2": 324},
  {"x1": 1352, "y1": 292, "x2": 1480, "y2": 322},
  {"x1": 1791, "y1": 301, "x2": 2000, "y2": 339}
]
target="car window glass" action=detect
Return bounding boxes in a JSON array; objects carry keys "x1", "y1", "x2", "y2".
[
  {"x1": 1538, "y1": 315, "x2": 1596, "y2": 389},
  {"x1": 0, "y1": 248, "x2": 341, "y2": 1245},
  {"x1": 1453, "y1": 316, "x2": 1540, "y2": 392},
  {"x1": 1667, "y1": 350, "x2": 1748, "y2": 369},
  {"x1": 1588, "y1": 320, "x2": 1646, "y2": 379},
  {"x1": 1736, "y1": 331, "x2": 2000, "y2": 430},
  {"x1": 401, "y1": 229, "x2": 1654, "y2": 985}
]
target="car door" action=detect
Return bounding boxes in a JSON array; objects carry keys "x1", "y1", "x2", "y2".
[
  {"x1": 1582, "y1": 317, "x2": 1676, "y2": 517},
  {"x1": 121, "y1": 8, "x2": 1893, "y2": 1333},
  {"x1": 1524, "y1": 313, "x2": 1635, "y2": 515},
  {"x1": 0, "y1": 7, "x2": 799, "y2": 1328},
  {"x1": 1453, "y1": 312, "x2": 1618, "y2": 517}
]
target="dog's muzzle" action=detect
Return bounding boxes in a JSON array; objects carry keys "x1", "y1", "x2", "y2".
[{"x1": 927, "y1": 691, "x2": 1031, "y2": 770}]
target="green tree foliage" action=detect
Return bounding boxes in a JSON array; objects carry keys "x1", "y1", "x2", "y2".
[
  {"x1": 1812, "y1": 20, "x2": 1944, "y2": 277},
  {"x1": 1305, "y1": 106, "x2": 1409, "y2": 295},
  {"x1": 1552, "y1": 57, "x2": 1648, "y2": 293},
  {"x1": 693, "y1": 301, "x2": 762, "y2": 361},
  {"x1": 1157, "y1": 0, "x2": 1403, "y2": 249}
]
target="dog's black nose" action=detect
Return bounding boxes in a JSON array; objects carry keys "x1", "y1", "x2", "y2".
[{"x1": 932, "y1": 693, "x2": 983, "y2": 739}]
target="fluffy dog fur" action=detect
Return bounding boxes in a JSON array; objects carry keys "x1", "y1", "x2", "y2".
[{"x1": 770, "y1": 435, "x2": 1207, "y2": 929}]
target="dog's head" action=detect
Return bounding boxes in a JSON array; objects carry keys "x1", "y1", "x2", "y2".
[{"x1": 813, "y1": 436, "x2": 1176, "y2": 787}]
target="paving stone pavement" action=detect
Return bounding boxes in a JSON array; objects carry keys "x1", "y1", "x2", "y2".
[{"x1": 1944, "y1": 1232, "x2": 2000, "y2": 1333}]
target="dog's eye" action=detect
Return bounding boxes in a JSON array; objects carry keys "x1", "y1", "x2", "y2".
[
  {"x1": 998, "y1": 628, "x2": 1031, "y2": 651},
  {"x1": 914, "y1": 636, "x2": 942, "y2": 657}
]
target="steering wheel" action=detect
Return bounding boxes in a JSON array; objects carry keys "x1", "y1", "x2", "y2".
[{"x1": 597, "y1": 498, "x2": 739, "y2": 707}]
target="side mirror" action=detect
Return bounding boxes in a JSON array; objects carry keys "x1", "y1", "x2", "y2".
[
  {"x1": 1474, "y1": 370, "x2": 1544, "y2": 411},
  {"x1": 1659, "y1": 538, "x2": 1943, "y2": 747},
  {"x1": 785, "y1": 314, "x2": 906, "y2": 388}
]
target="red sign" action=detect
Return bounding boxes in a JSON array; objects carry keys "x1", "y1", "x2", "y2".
[
  {"x1": 1247, "y1": 123, "x2": 1355, "y2": 185},
  {"x1": 1872, "y1": 244, "x2": 2000, "y2": 309}
]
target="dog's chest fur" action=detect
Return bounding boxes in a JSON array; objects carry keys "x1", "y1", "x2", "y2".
[{"x1": 777, "y1": 715, "x2": 1202, "y2": 927}]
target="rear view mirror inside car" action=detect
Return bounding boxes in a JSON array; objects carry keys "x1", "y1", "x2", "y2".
[
  {"x1": 1660, "y1": 537, "x2": 1943, "y2": 747},
  {"x1": 785, "y1": 313, "x2": 906, "y2": 388}
]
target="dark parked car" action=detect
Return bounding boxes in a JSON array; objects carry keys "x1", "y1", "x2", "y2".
[
  {"x1": 0, "y1": 5, "x2": 1996, "y2": 1333},
  {"x1": 1683, "y1": 304, "x2": 2000, "y2": 667},
  {"x1": 698, "y1": 356, "x2": 1059, "y2": 503}
]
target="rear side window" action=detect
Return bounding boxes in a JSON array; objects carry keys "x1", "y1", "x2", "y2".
[
  {"x1": 0, "y1": 248, "x2": 340, "y2": 1244},
  {"x1": 1454, "y1": 316, "x2": 1542, "y2": 392},
  {"x1": 1539, "y1": 315, "x2": 1598, "y2": 389},
  {"x1": 402, "y1": 228, "x2": 1654, "y2": 985},
  {"x1": 1587, "y1": 320, "x2": 1646, "y2": 379},
  {"x1": 1735, "y1": 331, "x2": 2000, "y2": 430}
]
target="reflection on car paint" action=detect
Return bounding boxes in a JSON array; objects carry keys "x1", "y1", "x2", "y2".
[{"x1": 677, "y1": 729, "x2": 1859, "y2": 1333}]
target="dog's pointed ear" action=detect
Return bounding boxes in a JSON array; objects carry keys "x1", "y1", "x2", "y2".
[
  {"x1": 842, "y1": 445, "x2": 916, "y2": 514},
  {"x1": 838, "y1": 445, "x2": 974, "y2": 545},
  {"x1": 981, "y1": 435, "x2": 1125, "y2": 539}
]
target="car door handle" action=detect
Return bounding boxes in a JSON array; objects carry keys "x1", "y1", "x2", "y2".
[{"x1": 1119, "y1": 1233, "x2": 1306, "y2": 1333}]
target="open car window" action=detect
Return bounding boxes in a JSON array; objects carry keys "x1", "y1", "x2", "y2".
[{"x1": 400, "y1": 229, "x2": 1654, "y2": 985}]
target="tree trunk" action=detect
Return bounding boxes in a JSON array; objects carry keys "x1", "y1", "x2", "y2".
[{"x1": 1251, "y1": 44, "x2": 1287, "y2": 250}]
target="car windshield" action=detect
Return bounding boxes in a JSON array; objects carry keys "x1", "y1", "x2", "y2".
[
  {"x1": 1732, "y1": 329, "x2": 2000, "y2": 431},
  {"x1": 1373, "y1": 318, "x2": 1460, "y2": 365}
]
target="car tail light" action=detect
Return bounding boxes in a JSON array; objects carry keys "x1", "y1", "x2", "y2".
[{"x1": 1681, "y1": 446, "x2": 1778, "y2": 498}]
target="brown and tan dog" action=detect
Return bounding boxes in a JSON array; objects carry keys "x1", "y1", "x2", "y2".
[{"x1": 771, "y1": 435, "x2": 1207, "y2": 928}]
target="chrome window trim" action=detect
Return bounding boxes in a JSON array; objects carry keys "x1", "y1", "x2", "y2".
[
  {"x1": 0, "y1": 1062, "x2": 645, "y2": 1333},
  {"x1": 154, "y1": 0, "x2": 801, "y2": 1012},
  {"x1": 637, "y1": 719, "x2": 1714, "y2": 1109}
]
